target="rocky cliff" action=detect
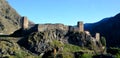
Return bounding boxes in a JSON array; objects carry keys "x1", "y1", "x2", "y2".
[
  {"x1": 18, "y1": 29, "x2": 104, "y2": 55},
  {"x1": 0, "y1": 0, "x2": 21, "y2": 34}
]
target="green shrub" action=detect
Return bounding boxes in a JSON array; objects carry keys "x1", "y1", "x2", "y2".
[
  {"x1": 62, "y1": 53, "x2": 74, "y2": 58},
  {"x1": 63, "y1": 44, "x2": 82, "y2": 52},
  {"x1": 50, "y1": 40, "x2": 63, "y2": 47},
  {"x1": 107, "y1": 47, "x2": 120, "y2": 58},
  {"x1": 116, "y1": 54, "x2": 120, "y2": 58},
  {"x1": 100, "y1": 37, "x2": 106, "y2": 46},
  {"x1": 80, "y1": 53, "x2": 92, "y2": 58}
]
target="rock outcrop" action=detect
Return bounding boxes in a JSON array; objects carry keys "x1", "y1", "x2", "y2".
[
  {"x1": 0, "y1": 39, "x2": 20, "y2": 56},
  {"x1": 0, "y1": 0, "x2": 21, "y2": 34},
  {"x1": 18, "y1": 29, "x2": 104, "y2": 55}
]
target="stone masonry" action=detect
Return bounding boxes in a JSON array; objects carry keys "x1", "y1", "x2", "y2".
[
  {"x1": 38, "y1": 24, "x2": 68, "y2": 32},
  {"x1": 21, "y1": 16, "x2": 28, "y2": 29},
  {"x1": 77, "y1": 21, "x2": 84, "y2": 32},
  {"x1": 96, "y1": 33, "x2": 100, "y2": 41},
  {"x1": 20, "y1": 16, "x2": 100, "y2": 42}
]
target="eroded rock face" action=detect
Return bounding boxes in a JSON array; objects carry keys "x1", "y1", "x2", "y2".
[
  {"x1": 27, "y1": 32, "x2": 52, "y2": 54},
  {"x1": 0, "y1": 0, "x2": 21, "y2": 34},
  {"x1": 19, "y1": 29, "x2": 67, "y2": 54},
  {"x1": 0, "y1": 39, "x2": 20, "y2": 55},
  {"x1": 18, "y1": 29, "x2": 103, "y2": 55}
]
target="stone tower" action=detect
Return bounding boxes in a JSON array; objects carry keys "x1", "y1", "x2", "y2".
[
  {"x1": 21, "y1": 16, "x2": 28, "y2": 29},
  {"x1": 96, "y1": 33, "x2": 100, "y2": 41},
  {"x1": 77, "y1": 21, "x2": 84, "y2": 32}
]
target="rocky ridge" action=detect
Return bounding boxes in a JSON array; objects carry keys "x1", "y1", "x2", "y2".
[
  {"x1": 0, "y1": 0, "x2": 21, "y2": 34},
  {"x1": 18, "y1": 29, "x2": 104, "y2": 55}
]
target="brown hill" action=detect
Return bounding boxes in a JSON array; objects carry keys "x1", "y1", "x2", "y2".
[{"x1": 0, "y1": 0, "x2": 21, "y2": 34}]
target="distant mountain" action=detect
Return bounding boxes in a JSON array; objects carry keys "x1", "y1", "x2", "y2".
[{"x1": 85, "y1": 13, "x2": 120, "y2": 47}]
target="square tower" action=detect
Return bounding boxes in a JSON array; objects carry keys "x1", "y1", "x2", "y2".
[
  {"x1": 77, "y1": 21, "x2": 84, "y2": 32},
  {"x1": 21, "y1": 16, "x2": 28, "y2": 29},
  {"x1": 95, "y1": 33, "x2": 100, "y2": 41}
]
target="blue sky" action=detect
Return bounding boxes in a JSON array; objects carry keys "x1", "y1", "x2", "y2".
[{"x1": 7, "y1": 0, "x2": 120, "y2": 25}]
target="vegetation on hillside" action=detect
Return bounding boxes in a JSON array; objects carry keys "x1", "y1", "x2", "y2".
[
  {"x1": 0, "y1": 0, "x2": 21, "y2": 34},
  {"x1": 0, "y1": 0, "x2": 120, "y2": 58}
]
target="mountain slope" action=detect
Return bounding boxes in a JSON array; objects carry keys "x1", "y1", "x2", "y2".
[
  {"x1": 0, "y1": 0, "x2": 21, "y2": 34},
  {"x1": 85, "y1": 13, "x2": 120, "y2": 47}
]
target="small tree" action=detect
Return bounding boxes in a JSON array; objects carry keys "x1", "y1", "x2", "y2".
[{"x1": 100, "y1": 37, "x2": 106, "y2": 46}]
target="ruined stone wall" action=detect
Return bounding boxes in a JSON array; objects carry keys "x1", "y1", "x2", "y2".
[
  {"x1": 69, "y1": 26, "x2": 79, "y2": 32},
  {"x1": 68, "y1": 26, "x2": 74, "y2": 32},
  {"x1": 38, "y1": 24, "x2": 68, "y2": 32}
]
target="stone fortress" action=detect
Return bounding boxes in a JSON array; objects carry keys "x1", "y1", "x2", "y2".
[{"x1": 21, "y1": 16, "x2": 100, "y2": 41}]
